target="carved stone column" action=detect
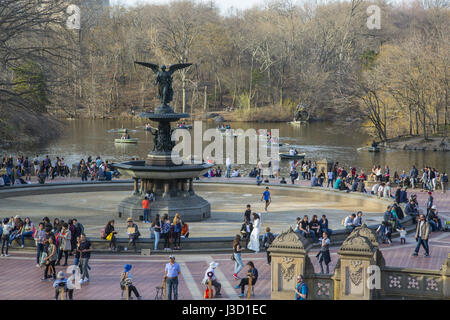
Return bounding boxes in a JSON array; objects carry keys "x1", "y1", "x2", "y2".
[
  {"x1": 163, "y1": 181, "x2": 170, "y2": 199},
  {"x1": 268, "y1": 227, "x2": 314, "y2": 300},
  {"x1": 441, "y1": 253, "x2": 450, "y2": 298},
  {"x1": 133, "y1": 178, "x2": 139, "y2": 195},
  {"x1": 188, "y1": 178, "x2": 194, "y2": 195},
  {"x1": 335, "y1": 224, "x2": 382, "y2": 300}
]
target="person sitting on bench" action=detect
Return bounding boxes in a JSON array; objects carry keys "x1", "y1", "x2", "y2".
[
  {"x1": 235, "y1": 261, "x2": 258, "y2": 297},
  {"x1": 120, "y1": 264, "x2": 142, "y2": 300}
]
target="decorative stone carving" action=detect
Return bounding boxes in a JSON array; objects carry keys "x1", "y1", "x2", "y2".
[
  {"x1": 349, "y1": 260, "x2": 363, "y2": 286},
  {"x1": 426, "y1": 278, "x2": 439, "y2": 291},
  {"x1": 407, "y1": 276, "x2": 420, "y2": 290},
  {"x1": 269, "y1": 227, "x2": 311, "y2": 253},
  {"x1": 280, "y1": 263, "x2": 296, "y2": 281},
  {"x1": 338, "y1": 233, "x2": 374, "y2": 255},
  {"x1": 316, "y1": 281, "x2": 331, "y2": 297},
  {"x1": 388, "y1": 275, "x2": 402, "y2": 289},
  {"x1": 350, "y1": 224, "x2": 379, "y2": 248}
]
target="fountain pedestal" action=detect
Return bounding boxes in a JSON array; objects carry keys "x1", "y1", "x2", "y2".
[{"x1": 114, "y1": 104, "x2": 212, "y2": 222}]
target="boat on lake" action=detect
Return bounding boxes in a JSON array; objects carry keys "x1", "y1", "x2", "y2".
[
  {"x1": 279, "y1": 152, "x2": 306, "y2": 160},
  {"x1": 114, "y1": 138, "x2": 138, "y2": 144}
]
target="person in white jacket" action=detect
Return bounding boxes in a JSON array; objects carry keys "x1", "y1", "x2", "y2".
[{"x1": 203, "y1": 261, "x2": 221, "y2": 297}]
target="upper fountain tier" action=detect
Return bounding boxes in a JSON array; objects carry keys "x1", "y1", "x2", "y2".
[{"x1": 140, "y1": 104, "x2": 189, "y2": 122}]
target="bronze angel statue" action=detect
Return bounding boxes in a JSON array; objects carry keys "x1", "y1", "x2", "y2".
[{"x1": 134, "y1": 62, "x2": 192, "y2": 105}]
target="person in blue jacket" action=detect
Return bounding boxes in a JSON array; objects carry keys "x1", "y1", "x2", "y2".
[{"x1": 295, "y1": 275, "x2": 308, "y2": 300}]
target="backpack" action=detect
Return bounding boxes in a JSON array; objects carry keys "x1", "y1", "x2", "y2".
[{"x1": 100, "y1": 227, "x2": 106, "y2": 239}]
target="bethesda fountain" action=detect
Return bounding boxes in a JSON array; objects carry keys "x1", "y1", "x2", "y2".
[{"x1": 114, "y1": 61, "x2": 213, "y2": 221}]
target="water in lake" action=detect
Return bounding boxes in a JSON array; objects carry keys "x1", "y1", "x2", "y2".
[{"x1": 2, "y1": 119, "x2": 448, "y2": 176}]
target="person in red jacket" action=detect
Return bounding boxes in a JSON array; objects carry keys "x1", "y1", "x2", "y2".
[{"x1": 142, "y1": 197, "x2": 150, "y2": 224}]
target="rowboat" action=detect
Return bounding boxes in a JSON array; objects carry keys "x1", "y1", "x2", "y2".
[
  {"x1": 117, "y1": 128, "x2": 129, "y2": 133},
  {"x1": 289, "y1": 120, "x2": 308, "y2": 125},
  {"x1": 357, "y1": 146, "x2": 380, "y2": 153},
  {"x1": 114, "y1": 138, "x2": 138, "y2": 144},
  {"x1": 279, "y1": 152, "x2": 306, "y2": 160}
]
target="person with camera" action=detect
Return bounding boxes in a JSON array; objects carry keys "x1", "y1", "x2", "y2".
[
  {"x1": 120, "y1": 264, "x2": 142, "y2": 300},
  {"x1": 53, "y1": 271, "x2": 74, "y2": 300}
]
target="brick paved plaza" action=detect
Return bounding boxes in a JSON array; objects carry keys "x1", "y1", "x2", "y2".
[
  {"x1": 0, "y1": 177, "x2": 448, "y2": 300},
  {"x1": 0, "y1": 230, "x2": 448, "y2": 300}
]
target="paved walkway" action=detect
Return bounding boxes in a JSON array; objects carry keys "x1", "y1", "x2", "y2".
[{"x1": 0, "y1": 231, "x2": 448, "y2": 300}]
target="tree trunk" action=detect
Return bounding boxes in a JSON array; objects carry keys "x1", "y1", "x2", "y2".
[{"x1": 203, "y1": 85, "x2": 207, "y2": 113}]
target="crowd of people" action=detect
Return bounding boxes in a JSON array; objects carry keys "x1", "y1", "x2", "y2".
[
  {"x1": 100, "y1": 214, "x2": 190, "y2": 253},
  {"x1": 0, "y1": 154, "x2": 120, "y2": 186},
  {"x1": 0, "y1": 215, "x2": 92, "y2": 299}
]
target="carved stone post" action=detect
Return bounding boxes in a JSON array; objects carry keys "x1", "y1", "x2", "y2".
[
  {"x1": 147, "y1": 180, "x2": 153, "y2": 194},
  {"x1": 133, "y1": 178, "x2": 139, "y2": 195},
  {"x1": 163, "y1": 181, "x2": 170, "y2": 199},
  {"x1": 268, "y1": 227, "x2": 313, "y2": 300},
  {"x1": 188, "y1": 179, "x2": 194, "y2": 194},
  {"x1": 441, "y1": 253, "x2": 450, "y2": 298},
  {"x1": 335, "y1": 224, "x2": 382, "y2": 300}
]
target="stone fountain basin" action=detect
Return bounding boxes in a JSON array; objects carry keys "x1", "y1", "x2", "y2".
[{"x1": 113, "y1": 160, "x2": 213, "y2": 179}]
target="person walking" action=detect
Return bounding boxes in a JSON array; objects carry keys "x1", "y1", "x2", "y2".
[
  {"x1": 441, "y1": 172, "x2": 448, "y2": 193},
  {"x1": 203, "y1": 261, "x2": 222, "y2": 297},
  {"x1": 317, "y1": 232, "x2": 331, "y2": 274},
  {"x1": 78, "y1": 234, "x2": 92, "y2": 284},
  {"x1": 412, "y1": 214, "x2": 430, "y2": 257},
  {"x1": 164, "y1": 255, "x2": 181, "y2": 300},
  {"x1": 261, "y1": 187, "x2": 271, "y2": 212},
  {"x1": 262, "y1": 227, "x2": 275, "y2": 265},
  {"x1": 151, "y1": 214, "x2": 161, "y2": 251},
  {"x1": 232, "y1": 235, "x2": 244, "y2": 280}
]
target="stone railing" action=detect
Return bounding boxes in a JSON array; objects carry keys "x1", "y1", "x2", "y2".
[
  {"x1": 308, "y1": 273, "x2": 335, "y2": 300},
  {"x1": 269, "y1": 225, "x2": 450, "y2": 300},
  {"x1": 381, "y1": 265, "x2": 447, "y2": 299}
]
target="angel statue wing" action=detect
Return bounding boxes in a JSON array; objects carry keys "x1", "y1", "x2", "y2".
[
  {"x1": 134, "y1": 61, "x2": 160, "y2": 74},
  {"x1": 168, "y1": 63, "x2": 192, "y2": 75}
]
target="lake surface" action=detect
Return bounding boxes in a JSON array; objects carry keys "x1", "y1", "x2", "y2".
[{"x1": 2, "y1": 119, "x2": 448, "y2": 175}]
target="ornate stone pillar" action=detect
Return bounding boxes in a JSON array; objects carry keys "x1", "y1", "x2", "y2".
[
  {"x1": 440, "y1": 253, "x2": 450, "y2": 298},
  {"x1": 268, "y1": 227, "x2": 314, "y2": 300},
  {"x1": 148, "y1": 180, "x2": 153, "y2": 194},
  {"x1": 335, "y1": 224, "x2": 382, "y2": 300},
  {"x1": 140, "y1": 178, "x2": 146, "y2": 195},
  {"x1": 188, "y1": 178, "x2": 194, "y2": 195},
  {"x1": 163, "y1": 181, "x2": 170, "y2": 199},
  {"x1": 133, "y1": 178, "x2": 139, "y2": 195}
]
